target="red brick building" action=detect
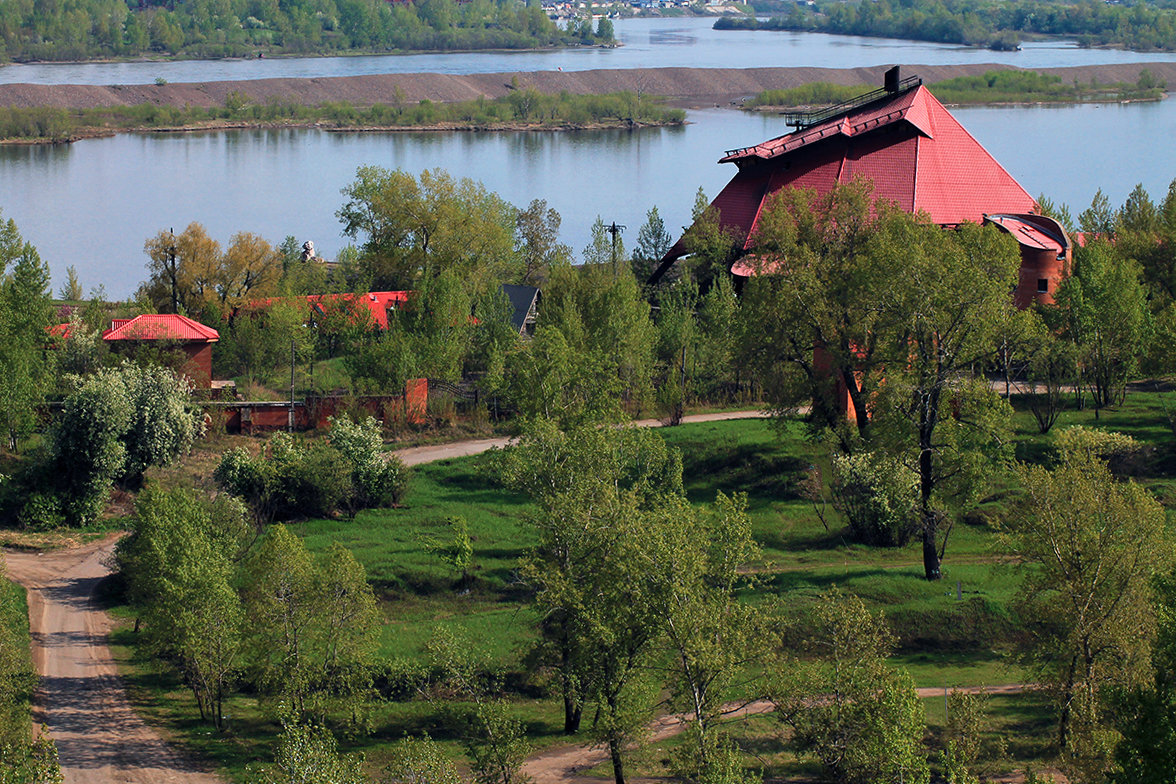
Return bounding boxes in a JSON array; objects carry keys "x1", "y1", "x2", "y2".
[{"x1": 653, "y1": 70, "x2": 1071, "y2": 306}]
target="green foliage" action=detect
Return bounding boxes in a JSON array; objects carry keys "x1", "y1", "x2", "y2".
[
  {"x1": 0, "y1": 0, "x2": 611, "y2": 63},
  {"x1": 241, "y1": 526, "x2": 380, "y2": 723},
  {"x1": 942, "y1": 690, "x2": 986, "y2": 784},
  {"x1": 337, "y1": 167, "x2": 523, "y2": 293},
  {"x1": 253, "y1": 711, "x2": 367, "y2": 784},
  {"x1": 1010, "y1": 446, "x2": 1172, "y2": 773},
  {"x1": 428, "y1": 515, "x2": 474, "y2": 589},
  {"x1": 380, "y1": 733, "x2": 462, "y2": 784},
  {"x1": 774, "y1": 588, "x2": 929, "y2": 784},
  {"x1": 829, "y1": 450, "x2": 917, "y2": 547},
  {"x1": 329, "y1": 415, "x2": 410, "y2": 511},
  {"x1": 743, "y1": 82, "x2": 863, "y2": 109},
  {"x1": 216, "y1": 423, "x2": 408, "y2": 522},
  {"x1": 116, "y1": 487, "x2": 245, "y2": 728},
  {"x1": 720, "y1": 0, "x2": 1176, "y2": 53},
  {"x1": 0, "y1": 211, "x2": 54, "y2": 453},
  {"x1": 46, "y1": 363, "x2": 201, "y2": 524},
  {"x1": 513, "y1": 259, "x2": 654, "y2": 420},
  {"x1": 1111, "y1": 572, "x2": 1176, "y2": 784},
  {"x1": 1052, "y1": 236, "x2": 1150, "y2": 410}
]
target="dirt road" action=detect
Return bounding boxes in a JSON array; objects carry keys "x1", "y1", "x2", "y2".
[
  {"x1": 3, "y1": 536, "x2": 220, "y2": 784},
  {"x1": 522, "y1": 684, "x2": 1035, "y2": 784},
  {"x1": 391, "y1": 409, "x2": 768, "y2": 466}
]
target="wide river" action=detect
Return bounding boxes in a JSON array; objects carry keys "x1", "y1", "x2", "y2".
[{"x1": 1, "y1": 18, "x2": 1174, "y2": 296}]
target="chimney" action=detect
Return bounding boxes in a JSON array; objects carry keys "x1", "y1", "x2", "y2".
[{"x1": 884, "y1": 65, "x2": 900, "y2": 93}]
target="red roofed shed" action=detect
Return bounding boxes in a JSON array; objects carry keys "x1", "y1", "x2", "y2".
[
  {"x1": 655, "y1": 72, "x2": 1070, "y2": 307},
  {"x1": 102, "y1": 314, "x2": 219, "y2": 388}
]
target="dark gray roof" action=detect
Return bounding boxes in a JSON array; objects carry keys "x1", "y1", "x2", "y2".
[{"x1": 501, "y1": 284, "x2": 540, "y2": 332}]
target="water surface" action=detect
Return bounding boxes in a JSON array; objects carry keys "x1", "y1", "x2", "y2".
[{"x1": 2, "y1": 17, "x2": 1174, "y2": 86}]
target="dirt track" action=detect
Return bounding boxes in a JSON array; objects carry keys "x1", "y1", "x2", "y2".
[
  {"x1": 3, "y1": 536, "x2": 221, "y2": 784},
  {"x1": 391, "y1": 409, "x2": 769, "y2": 465},
  {"x1": 1, "y1": 62, "x2": 1174, "y2": 111},
  {"x1": 522, "y1": 685, "x2": 1036, "y2": 784}
]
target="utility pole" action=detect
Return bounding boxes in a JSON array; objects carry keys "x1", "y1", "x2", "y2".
[
  {"x1": 167, "y1": 228, "x2": 178, "y2": 314},
  {"x1": 607, "y1": 221, "x2": 625, "y2": 275},
  {"x1": 288, "y1": 338, "x2": 295, "y2": 433}
]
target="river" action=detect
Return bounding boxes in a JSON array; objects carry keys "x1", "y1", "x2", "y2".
[{"x1": 2, "y1": 17, "x2": 1176, "y2": 85}]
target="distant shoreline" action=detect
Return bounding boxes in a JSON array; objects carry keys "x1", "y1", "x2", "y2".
[{"x1": 2, "y1": 62, "x2": 1174, "y2": 143}]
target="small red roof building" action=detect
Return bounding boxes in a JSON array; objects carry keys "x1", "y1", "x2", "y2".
[
  {"x1": 102, "y1": 314, "x2": 220, "y2": 343},
  {"x1": 83, "y1": 314, "x2": 219, "y2": 389},
  {"x1": 655, "y1": 69, "x2": 1070, "y2": 308}
]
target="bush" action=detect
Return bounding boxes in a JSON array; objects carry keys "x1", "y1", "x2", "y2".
[
  {"x1": 830, "y1": 450, "x2": 917, "y2": 546},
  {"x1": 215, "y1": 421, "x2": 408, "y2": 521}
]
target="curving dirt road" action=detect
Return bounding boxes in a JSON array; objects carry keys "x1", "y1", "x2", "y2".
[
  {"x1": 521, "y1": 684, "x2": 1034, "y2": 784},
  {"x1": 4, "y1": 535, "x2": 221, "y2": 784},
  {"x1": 391, "y1": 409, "x2": 769, "y2": 466}
]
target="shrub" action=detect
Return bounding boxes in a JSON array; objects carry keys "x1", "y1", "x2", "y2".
[
  {"x1": 329, "y1": 415, "x2": 409, "y2": 509},
  {"x1": 215, "y1": 421, "x2": 408, "y2": 521},
  {"x1": 830, "y1": 450, "x2": 917, "y2": 547}
]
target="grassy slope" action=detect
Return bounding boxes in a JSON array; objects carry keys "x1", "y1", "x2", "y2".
[{"x1": 110, "y1": 390, "x2": 1176, "y2": 780}]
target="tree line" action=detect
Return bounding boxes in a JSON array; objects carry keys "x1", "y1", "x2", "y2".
[
  {"x1": 0, "y1": 0, "x2": 613, "y2": 62},
  {"x1": 722, "y1": 0, "x2": 1176, "y2": 52}
]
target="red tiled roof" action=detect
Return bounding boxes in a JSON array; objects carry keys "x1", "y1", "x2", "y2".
[
  {"x1": 307, "y1": 291, "x2": 411, "y2": 330},
  {"x1": 102, "y1": 314, "x2": 219, "y2": 342},
  {"x1": 704, "y1": 85, "x2": 1037, "y2": 254},
  {"x1": 47, "y1": 323, "x2": 72, "y2": 340}
]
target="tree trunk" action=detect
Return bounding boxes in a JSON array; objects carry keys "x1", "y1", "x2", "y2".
[
  {"x1": 922, "y1": 525, "x2": 941, "y2": 581},
  {"x1": 609, "y1": 736, "x2": 626, "y2": 784},
  {"x1": 563, "y1": 696, "x2": 582, "y2": 734}
]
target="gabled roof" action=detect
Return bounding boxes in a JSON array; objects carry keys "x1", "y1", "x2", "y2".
[
  {"x1": 500, "y1": 284, "x2": 540, "y2": 333},
  {"x1": 102, "y1": 314, "x2": 219, "y2": 342},
  {"x1": 657, "y1": 83, "x2": 1037, "y2": 278}
]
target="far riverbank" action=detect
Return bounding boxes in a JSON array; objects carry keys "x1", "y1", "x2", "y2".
[{"x1": 4, "y1": 62, "x2": 1176, "y2": 111}]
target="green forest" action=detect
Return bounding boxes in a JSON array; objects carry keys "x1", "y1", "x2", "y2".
[
  {"x1": 8, "y1": 171, "x2": 1176, "y2": 782},
  {"x1": 721, "y1": 0, "x2": 1176, "y2": 52},
  {"x1": 0, "y1": 0, "x2": 613, "y2": 62}
]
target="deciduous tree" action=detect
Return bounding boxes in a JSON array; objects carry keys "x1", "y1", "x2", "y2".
[{"x1": 1009, "y1": 432, "x2": 1172, "y2": 776}]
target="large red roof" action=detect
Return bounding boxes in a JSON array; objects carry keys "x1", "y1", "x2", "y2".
[
  {"x1": 102, "y1": 314, "x2": 219, "y2": 342},
  {"x1": 661, "y1": 84, "x2": 1037, "y2": 270}
]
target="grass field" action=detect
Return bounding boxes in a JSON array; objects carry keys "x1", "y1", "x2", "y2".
[{"x1": 104, "y1": 387, "x2": 1176, "y2": 781}]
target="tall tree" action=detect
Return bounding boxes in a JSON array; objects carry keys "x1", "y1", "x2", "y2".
[
  {"x1": 870, "y1": 220, "x2": 1022, "y2": 580},
  {"x1": 631, "y1": 206, "x2": 673, "y2": 284},
  {"x1": 514, "y1": 198, "x2": 570, "y2": 286},
  {"x1": 496, "y1": 419, "x2": 682, "y2": 736},
  {"x1": 1010, "y1": 430, "x2": 1172, "y2": 778},
  {"x1": 337, "y1": 167, "x2": 517, "y2": 292},
  {"x1": 741, "y1": 179, "x2": 913, "y2": 445},
  {"x1": 0, "y1": 218, "x2": 53, "y2": 452},
  {"x1": 1052, "y1": 238, "x2": 1149, "y2": 411}
]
